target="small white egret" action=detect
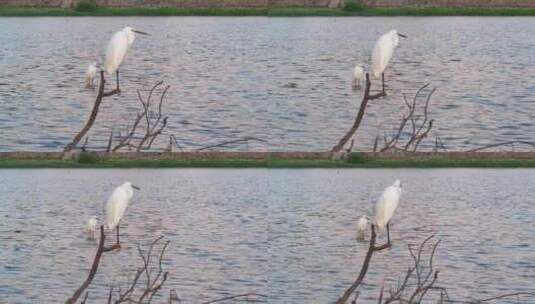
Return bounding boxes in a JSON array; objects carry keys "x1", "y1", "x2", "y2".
[
  {"x1": 104, "y1": 27, "x2": 149, "y2": 91},
  {"x1": 356, "y1": 215, "x2": 370, "y2": 240},
  {"x1": 371, "y1": 30, "x2": 407, "y2": 93},
  {"x1": 374, "y1": 179, "x2": 402, "y2": 245},
  {"x1": 352, "y1": 65, "x2": 364, "y2": 89},
  {"x1": 86, "y1": 216, "x2": 98, "y2": 240},
  {"x1": 85, "y1": 62, "x2": 97, "y2": 88},
  {"x1": 104, "y1": 181, "x2": 140, "y2": 244}
]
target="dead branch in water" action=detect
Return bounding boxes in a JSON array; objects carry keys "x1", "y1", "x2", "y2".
[
  {"x1": 337, "y1": 227, "x2": 447, "y2": 304},
  {"x1": 378, "y1": 84, "x2": 436, "y2": 153},
  {"x1": 465, "y1": 141, "x2": 535, "y2": 152},
  {"x1": 64, "y1": 71, "x2": 120, "y2": 152},
  {"x1": 380, "y1": 236, "x2": 444, "y2": 304},
  {"x1": 81, "y1": 136, "x2": 89, "y2": 152},
  {"x1": 69, "y1": 230, "x2": 267, "y2": 303},
  {"x1": 200, "y1": 293, "x2": 268, "y2": 304},
  {"x1": 434, "y1": 136, "x2": 448, "y2": 152},
  {"x1": 112, "y1": 81, "x2": 170, "y2": 152},
  {"x1": 111, "y1": 236, "x2": 170, "y2": 303},
  {"x1": 338, "y1": 230, "x2": 535, "y2": 304},
  {"x1": 165, "y1": 135, "x2": 184, "y2": 152},
  {"x1": 331, "y1": 73, "x2": 386, "y2": 157},
  {"x1": 474, "y1": 292, "x2": 535, "y2": 302},
  {"x1": 65, "y1": 226, "x2": 120, "y2": 304},
  {"x1": 336, "y1": 225, "x2": 391, "y2": 304},
  {"x1": 196, "y1": 137, "x2": 268, "y2": 152}
]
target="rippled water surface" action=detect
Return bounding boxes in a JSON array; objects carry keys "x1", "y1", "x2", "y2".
[
  {"x1": 1, "y1": 169, "x2": 535, "y2": 303},
  {"x1": 0, "y1": 17, "x2": 534, "y2": 151}
]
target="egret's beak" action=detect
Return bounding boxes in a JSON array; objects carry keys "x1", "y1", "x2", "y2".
[
  {"x1": 133, "y1": 30, "x2": 150, "y2": 36},
  {"x1": 132, "y1": 185, "x2": 141, "y2": 190},
  {"x1": 398, "y1": 33, "x2": 408, "y2": 38}
]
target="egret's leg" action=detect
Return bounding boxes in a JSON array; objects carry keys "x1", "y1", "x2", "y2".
[
  {"x1": 386, "y1": 223, "x2": 391, "y2": 244},
  {"x1": 116, "y1": 70, "x2": 120, "y2": 91},
  {"x1": 116, "y1": 225, "x2": 120, "y2": 244},
  {"x1": 382, "y1": 73, "x2": 386, "y2": 94}
]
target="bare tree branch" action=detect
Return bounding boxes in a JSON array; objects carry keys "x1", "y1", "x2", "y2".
[
  {"x1": 336, "y1": 225, "x2": 390, "y2": 304},
  {"x1": 196, "y1": 137, "x2": 268, "y2": 152},
  {"x1": 200, "y1": 293, "x2": 268, "y2": 304},
  {"x1": 465, "y1": 141, "x2": 535, "y2": 152},
  {"x1": 379, "y1": 85, "x2": 436, "y2": 152},
  {"x1": 110, "y1": 236, "x2": 171, "y2": 304},
  {"x1": 65, "y1": 226, "x2": 120, "y2": 304},
  {"x1": 64, "y1": 71, "x2": 120, "y2": 152},
  {"x1": 111, "y1": 81, "x2": 170, "y2": 152},
  {"x1": 331, "y1": 73, "x2": 386, "y2": 156}
]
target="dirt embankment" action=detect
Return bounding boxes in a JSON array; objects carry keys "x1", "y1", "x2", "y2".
[
  {"x1": 3, "y1": 151, "x2": 535, "y2": 161},
  {"x1": 1, "y1": 0, "x2": 534, "y2": 8}
]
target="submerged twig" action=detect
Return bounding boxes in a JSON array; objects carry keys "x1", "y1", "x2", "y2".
[
  {"x1": 465, "y1": 141, "x2": 535, "y2": 152},
  {"x1": 196, "y1": 137, "x2": 267, "y2": 152}
]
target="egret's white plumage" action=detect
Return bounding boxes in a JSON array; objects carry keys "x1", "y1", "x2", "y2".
[
  {"x1": 103, "y1": 27, "x2": 149, "y2": 77},
  {"x1": 85, "y1": 62, "x2": 97, "y2": 88},
  {"x1": 352, "y1": 65, "x2": 364, "y2": 89},
  {"x1": 371, "y1": 30, "x2": 405, "y2": 78},
  {"x1": 104, "y1": 27, "x2": 135, "y2": 75},
  {"x1": 356, "y1": 215, "x2": 370, "y2": 240},
  {"x1": 86, "y1": 216, "x2": 98, "y2": 240},
  {"x1": 104, "y1": 181, "x2": 136, "y2": 231},
  {"x1": 374, "y1": 179, "x2": 402, "y2": 232}
]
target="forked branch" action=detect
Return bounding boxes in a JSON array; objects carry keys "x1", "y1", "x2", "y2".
[
  {"x1": 331, "y1": 73, "x2": 386, "y2": 156},
  {"x1": 111, "y1": 81, "x2": 170, "y2": 152},
  {"x1": 379, "y1": 84, "x2": 436, "y2": 152},
  {"x1": 64, "y1": 71, "x2": 120, "y2": 152},
  {"x1": 336, "y1": 225, "x2": 390, "y2": 304},
  {"x1": 65, "y1": 226, "x2": 120, "y2": 304}
]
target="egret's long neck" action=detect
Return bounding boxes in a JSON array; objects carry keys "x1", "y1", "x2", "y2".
[{"x1": 126, "y1": 32, "x2": 135, "y2": 46}]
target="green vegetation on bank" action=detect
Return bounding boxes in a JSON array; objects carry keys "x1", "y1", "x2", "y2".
[
  {"x1": 1, "y1": 6, "x2": 534, "y2": 17},
  {"x1": 2, "y1": 154, "x2": 535, "y2": 168}
]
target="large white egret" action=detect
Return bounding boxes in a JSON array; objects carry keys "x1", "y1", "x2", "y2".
[
  {"x1": 85, "y1": 62, "x2": 97, "y2": 88},
  {"x1": 374, "y1": 179, "x2": 402, "y2": 245},
  {"x1": 352, "y1": 65, "x2": 364, "y2": 89},
  {"x1": 371, "y1": 30, "x2": 407, "y2": 93},
  {"x1": 86, "y1": 216, "x2": 98, "y2": 240},
  {"x1": 105, "y1": 181, "x2": 140, "y2": 244},
  {"x1": 356, "y1": 215, "x2": 370, "y2": 240},
  {"x1": 104, "y1": 27, "x2": 149, "y2": 91}
]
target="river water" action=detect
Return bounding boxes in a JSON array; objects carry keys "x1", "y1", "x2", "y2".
[
  {"x1": 0, "y1": 17, "x2": 534, "y2": 152},
  {"x1": 1, "y1": 169, "x2": 534, "y2": 303}
]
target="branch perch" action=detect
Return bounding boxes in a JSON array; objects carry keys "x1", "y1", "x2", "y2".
[
  {"x1": 65, "y1": 226, "x2": 120, "y2": 304},
  {"x1": 64, "y1": 71, "x2": 120, "y2": 152},
  {"x1": 331, "y1": 73, "x2": 386, "y2": 156}
]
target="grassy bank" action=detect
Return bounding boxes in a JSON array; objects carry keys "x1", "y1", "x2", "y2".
[
  {"x1": 1, "y1": 6, "x2": 534, "y2": 17},
  {"x1": 2, "y1": 156, "x2": 535, "y2": 168}
]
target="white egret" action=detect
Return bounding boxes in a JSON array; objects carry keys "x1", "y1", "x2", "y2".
[
  {"x1": 85, "y1": 62, "x2": 97, "y2": 88},
  {"x1": 86, "y1": 216, "x2": 98, "y2": 240},
  {"x1": 352, "y1": 65, "x2": 364, "y2": 89},
  {"x1": 104, "y1": 181, "x2": 140, "y2": 244},
  {"x1": 104, "y1": 26, "x2": 149, "y2": 91},
  {"x1": 371, "y1": 30, "x2": 407, "y2": 93},
  {"x1": 356, "y1": 215, "x2": 370, "y2": 240},
  {"x1": 374, "y1": 179, "x2": 402, "y2": 245}
]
